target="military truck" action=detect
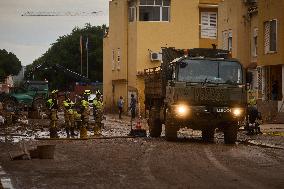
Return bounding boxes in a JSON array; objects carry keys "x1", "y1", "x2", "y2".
[
  {"x1": 145, "y1": 47, "x2": 247, "y2": 144},
  {"x1": 1, "y1": 80, "x2": 49, "y2": 112}
]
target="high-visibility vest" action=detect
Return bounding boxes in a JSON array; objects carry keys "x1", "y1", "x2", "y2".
[
  {"x1": 93, "y1": 99, "x2": 103, "y2": 110},
  {"x1": 81, "y1": 100, "x2": 89, "y2": 108},
  {"x1": 47, "y1": 99, "x2": 54, "y2": 109}
]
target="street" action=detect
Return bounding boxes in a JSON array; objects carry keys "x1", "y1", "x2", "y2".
[{"x1": 0, "y1": 115, "x2": 283, "y2": 189}]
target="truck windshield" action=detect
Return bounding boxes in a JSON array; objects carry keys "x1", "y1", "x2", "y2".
[
  {"x1": 177, "y1": 59, "x2": 243, "y2": 84},
  {"x1": 27, "y1": 84, "x2": 48, "y2": 91}
]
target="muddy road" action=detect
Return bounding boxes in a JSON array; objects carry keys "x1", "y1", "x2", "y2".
[
  {"x1": 0, "y1": 115, "x2": 283, "y2": 189},
  {"x1": 0, "y1": 137, "x2": 283, "y2": 189}
]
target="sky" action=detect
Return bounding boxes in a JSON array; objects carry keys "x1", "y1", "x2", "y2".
[{"x1": 0, "y1": 0, "x2": 109, "y2": 66}]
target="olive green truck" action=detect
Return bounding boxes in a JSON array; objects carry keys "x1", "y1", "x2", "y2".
[{"x1": 145, "y1": 48, "x2": 247, "y2": 144}]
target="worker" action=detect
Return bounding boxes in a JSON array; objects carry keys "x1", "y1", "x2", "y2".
[
  {"x1": 63, "y1": 92, "x2": 75, "y2": 138},
  {"x1": 246, "y1": 89, "x2": 262, "y2": 135},
  {"x1": 248, "y1": 89, "x2": 257, "y2": 107},
  {"x1": 46, "y1": 89, "x2": 59, "y2": 138},
  {"x1": 93, "y1": 92, "x2": 104, "y2": 135},
  {"x1": 79, "y1": 90, "x2": 91, "y2": 138}
]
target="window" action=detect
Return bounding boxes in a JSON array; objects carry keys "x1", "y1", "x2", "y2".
[
  {"x1": 222, "y1": 31, "x2": 228, "y2": 50},
  {"x1": 139, "y1": 0, "x2": 170, "y2": 21},
  {"x1": 201, "y1": 12, "x2": 217, "y2": 39},
  {"x1": 253, "y1": 28, "x2": 258, "y2": 57},
  {"x1": 264, "y1": 20, "x2": 277, "y2": 53},
  {"x1": 128, "y1": 1, "x2": 137, "y2": 22},
  {"x1": 112, "y1": 49, "x2": 115, "y2": 71},
  {"x1": 228, "y1": 30, "x2": 232, "y2": 52},
  {"x1": 117, "y1": 48, "x2": 121, "y2": 70}
]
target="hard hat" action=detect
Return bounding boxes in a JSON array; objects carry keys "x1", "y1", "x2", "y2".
[
  {"x1": 95, "y1": 90, "x2": 101, "y2": 95},
  {"x1": 83, "y1": 89, "x2": 91, "y2": 95}
]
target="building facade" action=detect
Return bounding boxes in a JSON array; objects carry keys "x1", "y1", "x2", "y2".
[
  {"x1": 103, "y1": 0, "x2": 221, "y2": 114},
  {"x1": 218, "y1": 0, "x2": 284, "y2": 121}
]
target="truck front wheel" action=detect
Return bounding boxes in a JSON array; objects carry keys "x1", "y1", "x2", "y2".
[
  {"x1": 3, "y1": 99, "x2": 17, "y2": 112},
  {"x1": 149, "y1": 114, "x2": 162, "y2": 137},
  {"x1": 224, "y1": 123, "x2": 238, "y2": 144},
  {"x1": 32, "y1": 98, "x2": 46, "y2": 112},
  {"x1": 202, "y1": 128, "x2": 215, "y2": 142},
  {"x1": 165, "y1": 117, "x2": 178, "y2": 141}
]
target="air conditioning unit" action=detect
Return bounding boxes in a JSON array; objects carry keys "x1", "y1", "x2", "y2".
[
  {"x1": 150, "y1": 52, "x2": 162, "y2": 61},
  {"x1": 244, "y1": 0, "x2": 257, "y2": 4}
]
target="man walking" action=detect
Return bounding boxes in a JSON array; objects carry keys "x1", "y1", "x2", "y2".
[{"x1": 117, "y1": 96, "x2": 124, "y2": 119}]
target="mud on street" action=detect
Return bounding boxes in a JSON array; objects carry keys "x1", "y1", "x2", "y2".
[{"x1": 0, "y1": 115, "x2": 283, "y2": 189}]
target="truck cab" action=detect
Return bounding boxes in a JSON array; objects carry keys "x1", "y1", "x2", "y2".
[{"x1": 145, "y1": 48, "x2": 247, "y2": 144}]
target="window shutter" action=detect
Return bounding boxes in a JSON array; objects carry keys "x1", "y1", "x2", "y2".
[
  {"x1": 201, "y1": 12, "x2": 217, "y2": 39},
  {"x1": 112, "y1": 50, "x2": 115, "y2": 70},
  {"x1": 228, "y1": 31, "x2": 232, "y2": 51},
  {"x1": 222, "y1": 31, "x2": 228, "y2": 50},
  {"x1": 264, "y1": 21, "x2": 270, "y2": 54},
  {"x1": 270, "y1": 20, "x2": 277, "y2": 52}
]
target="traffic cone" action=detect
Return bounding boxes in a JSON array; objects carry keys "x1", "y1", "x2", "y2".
[{"x1": 136, "y1": 116, "x2": 142, "y2": 129}]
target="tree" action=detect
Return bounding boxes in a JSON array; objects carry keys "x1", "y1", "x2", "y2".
[
  {"x1": 0, "y1": 49, "x2": 22, "y2": 80},
  {"x1": 25, "y1": 24, "x2": 106, "y2": 90}
]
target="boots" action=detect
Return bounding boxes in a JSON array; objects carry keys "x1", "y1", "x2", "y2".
[
  {"x1": 50, "y1": 127, "x2": 58, "y2": 138},
  {"x1": 93, "y1": 123, "x2": 102, "y2": 136},
  {"x1": 66, "y1": 127, "x2": 70, "y2": 138},
  {"x1": 80, "y1": 127, "x2": 88, "y2": 138},
  {"x1": 70, "y1": 127, "x2": 76, "y2": 138}
]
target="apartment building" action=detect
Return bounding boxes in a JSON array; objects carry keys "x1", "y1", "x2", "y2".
[
  {"x1": 103, "y1": 0, "x2": 221, "y2": 113},
  {"x1": 218, "y1": 0, "x2": 284, "y2": 120}
]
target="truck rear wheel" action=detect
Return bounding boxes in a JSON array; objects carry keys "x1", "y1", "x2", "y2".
[
  {"x1": 3, "y1": 99, "x2": 17, "y2": 112},
  {"x1": 149, "y1": 117, "x2": 162, "y2": 137},
  {"x1": 165, "y1": 117, "x2": 178, "y2": 141},
  {"x1": 149, "y1": 108, "x2": 162, "y2": 137},
  {"x1": 32, "y1": 98, "x2": 46, "y2": 111},
  {"x1": 224, "y1": 124, "x2": 238, "y2": 144},
  {"x1": 202, "y1": 128, "x2": 215, "y2": 142}
]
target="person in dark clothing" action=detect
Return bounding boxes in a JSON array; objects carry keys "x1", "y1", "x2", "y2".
[
  {"x1": 130, "y1": 94, "x2": 136, "y2": 120},
  {"x1": 272, "y1": 80, "x2": 279, "y2": 100},
  {"x1": 117, "y1": 96, "x2": 124, "y2": 119}
]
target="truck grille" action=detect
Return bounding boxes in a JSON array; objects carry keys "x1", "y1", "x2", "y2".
[{"x1": 194, "y1": 87, "x2": 228, "y2": 102}]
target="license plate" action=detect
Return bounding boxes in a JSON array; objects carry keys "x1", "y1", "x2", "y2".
[{"x1": 216, "y1": 107, "x2": 231, "y2": 113}]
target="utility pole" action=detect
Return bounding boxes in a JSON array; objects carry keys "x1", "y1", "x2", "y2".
[
  {"x1": 80, "y1": 35, "x2": 83, "y2": 75},
  {"x1": 86, "y1": 36, "x2": 89, "y2": 78}
]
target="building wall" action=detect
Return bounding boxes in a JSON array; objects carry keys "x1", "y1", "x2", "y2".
[
  {"x1": 258, "y1": 0, "x2": 284, "y2": 66},
  {"x1": 104, "y1": 0, "x2": 222, "y2": 113},
  {"x1": 103, "y1": 0, "x2": 129, "y2": 112},
  {"x1": 218, "y1": 0, "x2": 252, "y2": 68}
]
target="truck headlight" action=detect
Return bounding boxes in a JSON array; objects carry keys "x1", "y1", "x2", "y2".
[
  {"x1": 232, "y1": 108, "x2": 243, "y2": 117},
  {"x1": 175, "y1": 104, "x2": 190, "y2": 117}
]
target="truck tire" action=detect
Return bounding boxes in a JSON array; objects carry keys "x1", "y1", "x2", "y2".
[
  {"x1": 3, "y1": 99, "x2": 17, "y2": 112},
  {"x1": 202, "y1": 128, "x2": 215, "y2": 142},
  {"x1": 32, "y1": 98, "x2": 46, "y2": 111},
  {"x1": 224, "y1": 124, "x2": 238, "y2": 144},
  {"x1": 165, "y1": 116, "x2": 178, "y2": 141},
  {"x1": 149, "y1": 114, "x2": 162, "y2": 137}
]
